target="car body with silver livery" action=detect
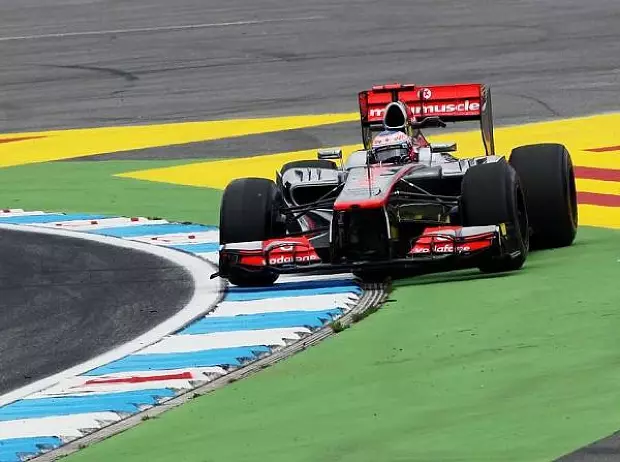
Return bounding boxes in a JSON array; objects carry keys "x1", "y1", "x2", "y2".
[{"x1": 213, "y1": 82, "x2": 578, "y2": 286}]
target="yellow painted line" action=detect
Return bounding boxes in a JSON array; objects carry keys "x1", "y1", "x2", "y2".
[
  {"x1": 118, "y1": 144, "x2": 364, "y2": 190},
  {"x1": 428, "y1": 114, "x2": 620, "y2": 169},
  {"x1": 576, "y1": 178, "x2": 620, "y2": 196},
  {"x1": 578, "y1": 204, "x2": 620, "y2": 229},
  {"x1": 118, "y1": 112, "x2": 620, "y2": 230},
  {"x1": 119, "y1": 112, "x2": 620, "y2": 189},
  {"x1": 0, "y1": 113, "x2": 358, "y2": 168},
  {"x1": 3, "y1": 109, "x2": 618, "y2": 229}
]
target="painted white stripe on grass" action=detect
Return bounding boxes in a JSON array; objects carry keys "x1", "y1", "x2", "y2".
[
  {"x1": 138, "y1": 327, "x2": 312, "y2": 355},
  {"x1": 0, "y1": 223, "x2": 223, "y2": 408},
  {"x1": 212, "y1": 294, "x2": 358, "y2": 317},
  {"x1": 0, "y1": 413, "x2": 121, "y2": 439}
]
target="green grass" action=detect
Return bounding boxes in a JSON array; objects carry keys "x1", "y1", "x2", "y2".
[
  {"x1": 0, "y1": 160, "x2": 222, "y2": 224},
  {"x1": 63, "y1": 226, "x2": 620, "y2": 462}
]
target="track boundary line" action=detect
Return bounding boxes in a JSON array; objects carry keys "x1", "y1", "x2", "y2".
[
  {"x1": 0, "y1": 223, "x2": 224, "y2": 408},
  {"x1": 34, "y1": 282, "x2": 389, "y2": 461}
]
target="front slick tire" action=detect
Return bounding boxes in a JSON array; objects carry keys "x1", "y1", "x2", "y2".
[
  {"x1": 461, "y1": 161, "x2": 529, "y2": 273},
  {"x1": 219, "y1": 177, "x2": 283, "y2": 287}
]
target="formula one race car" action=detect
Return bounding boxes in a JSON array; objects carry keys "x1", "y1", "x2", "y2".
[{"x1": 213, "y1": 82, "x2": 578, "y2": 286}]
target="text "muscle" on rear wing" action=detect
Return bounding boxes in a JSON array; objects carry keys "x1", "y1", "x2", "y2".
[{"x1": 358, "y1": 82, "x2": 495, "y2": 156}]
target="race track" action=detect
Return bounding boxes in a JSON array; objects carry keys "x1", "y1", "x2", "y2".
[
  {"x1": 0, "y1": 226, "x2": 193, "y2": 394},
  {"x1": 2, "y1": 0, "x2": 620, "y2": 136},
  {"x1": 1, "y1": 0, "x2": 620, "y2": 460}
]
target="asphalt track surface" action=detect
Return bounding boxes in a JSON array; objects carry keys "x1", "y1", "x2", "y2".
[
  {"x1": 1, "y1": 0, "x2": 620, "y2": 459},
  {"x1": 2, "y1": 0, "x2": 620, "y2": 136},
  {"x1": 0, "y1": 229, "x2": 193, "y2": 395}
]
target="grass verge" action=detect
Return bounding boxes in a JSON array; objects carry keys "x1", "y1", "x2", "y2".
[
  {"x1": 61, "y1": 226, "x2": 620, "y2": 462},
  {"x1": 0, "y1": 160, "x2": 221, "y2": 224}
]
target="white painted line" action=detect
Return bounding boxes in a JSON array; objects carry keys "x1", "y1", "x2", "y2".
[
  {"x1": 30, "y1": 379, "x2": 203, "y2": 398},
  {"x1": 194, "y1": 251, "x2": 219, "y2": 264},
  {"x1": 0, "y1": 16, "x2": 324, "y2": 42},
  {"x1": 0, "y1": 210, "x2": 49, "y2": 217},
  {"x1": 86, "y1": 367, "x2": 227, "y2": 379},
  {"x1": 0, "y1": 208, "x2": 24, "y2": 214},
  {"x1": 139, "y1": 328, "x2": 311, "y2": 355},
  {"x1": 277, "y1": 273, "x2": 355, "y2": 283},
  {"x1": 0, "y1": 413, "x2": 122, "y2": 439},
  {"x1": 0, "y1": 223, "x2": 223, "y2": 408},
  {"x1": 34, "y1": 217, "x2": 169, "y2": 230},
  {"x1": 130, "y1": 230, "x2": 219, "y2": 245},
  {"x1": 211, "y1": 294, "x2": 358, "y2": 317}
]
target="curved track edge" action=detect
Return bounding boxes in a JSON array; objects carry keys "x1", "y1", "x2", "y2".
[
  {"x1": 0, "y1": 210, "x2": 387, "y2": 462},
  {"x1": 0, "y1": 223, "x2": 223, "y2": 408},
  {"x1": 36, "y1": 283, "x2": 389, "y2": 462}
]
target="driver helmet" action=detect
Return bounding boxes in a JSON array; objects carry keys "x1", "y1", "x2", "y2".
[{"x1": 370, "y1": 130, "x2": 414, "y2": 164}]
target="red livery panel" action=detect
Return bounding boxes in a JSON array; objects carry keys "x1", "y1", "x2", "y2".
[
  {"x1": 409, "y1": 226, "x2": 496, "y2": 255},
  {"x1": 359, "y1": 83, "x2": 485, "y2": 124},
  {"x1": 236, "y1": 237, "x2": 321, "y2": 267}
]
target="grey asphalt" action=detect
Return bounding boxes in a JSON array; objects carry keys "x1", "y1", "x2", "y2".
[
  {"x1": 68, "y1": 122, "x2": 364, "y2": 161},
  {"x1": 559, "y1": 432, "x2": 620, "y2": 462},
  {"x1": 0, "y1": 229, "x2": 193, "y2": 394},
  {"x1": 1, "y1": 0, "x2": 619, "y2": 458},
  {"x1": 2, "y1": 0, "x2": 620, "y2": 136}
]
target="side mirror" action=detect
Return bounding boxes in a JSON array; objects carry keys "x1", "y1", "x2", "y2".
[
  {"x1": 317, "y1": 148, "x2": 343, "y2": 160},
  {"x1": 431, "y1": 143, "x2": 457, "y2": 153}
]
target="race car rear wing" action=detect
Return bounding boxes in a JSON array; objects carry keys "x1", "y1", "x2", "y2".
[{"x1": 358, "y1": 83, "x2": 495, "y2": 156}]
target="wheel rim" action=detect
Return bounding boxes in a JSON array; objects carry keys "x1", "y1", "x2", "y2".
[
  {"x1": 515, "y1": 183, "x2": 530, "y2": 250},
  {"x1": 567, "y1": 162, "x2": 578, "y2": 227}
]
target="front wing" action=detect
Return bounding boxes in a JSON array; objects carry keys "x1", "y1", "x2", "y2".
[{"x1": 214, "y1": 224, "x2": 520, "y2": 278}]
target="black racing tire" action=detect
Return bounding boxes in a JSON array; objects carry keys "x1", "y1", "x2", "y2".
[
  {"x1": 219, "y1": 177, "x2": 284, "y2": 286},
  {"x1": 509, "y1": 143, "x2": 578, "y2": 249},
  {"x1": 461, "y1": 160, "x2": 529, "y2": 273}
]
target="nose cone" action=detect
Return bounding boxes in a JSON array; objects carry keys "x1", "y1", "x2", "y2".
[{"x1": 383, "y1": 101, "x2": 408, "y2": 130}]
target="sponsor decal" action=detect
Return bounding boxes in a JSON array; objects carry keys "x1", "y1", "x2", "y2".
[
  {"x1": 409, "y1": 225, "x2": 496, "y2": 255},
  {"x1": 369, "y1": 100, "x2": 481, "y2": 118},
  {"x1": 264, "y1": 237, "x2": 321, "y2": 266},
  {"x1": 268, "y1": 254, "x2": 321, "y2": 265},
  {"x1": 229, "y1": 237, "x2": 322, "y2": 267},
  {"x1": 410, "y1": 244, "x2": 472, "y2": 254},
  {"x1": 421, "y1": 88, "x2": 432, "y2": 100}
]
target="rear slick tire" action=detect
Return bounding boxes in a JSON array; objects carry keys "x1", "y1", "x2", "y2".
[{"x1": 509, "y1": 143, "x2": 578, "y2": 249}]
